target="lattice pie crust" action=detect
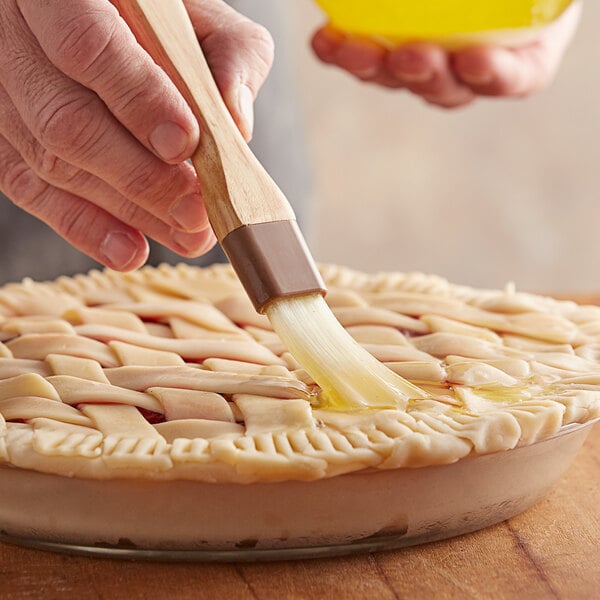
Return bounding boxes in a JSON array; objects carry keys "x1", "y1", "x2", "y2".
[{"x1": 0, "y1": 264, "x2": 598, "y2": 483}]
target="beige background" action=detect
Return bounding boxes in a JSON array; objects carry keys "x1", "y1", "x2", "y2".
[{"x1": 287, "y1": 2, "x2": 600, "y2": 294}]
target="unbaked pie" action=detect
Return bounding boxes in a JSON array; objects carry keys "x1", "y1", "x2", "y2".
[{"x1": 0, "y1": 263, "x2": 598, "y2": 484}]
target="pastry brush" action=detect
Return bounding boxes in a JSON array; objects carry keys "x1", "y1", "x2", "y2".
[{"x1": 117, "y1": 0, "x2": 428, "y2": 408}]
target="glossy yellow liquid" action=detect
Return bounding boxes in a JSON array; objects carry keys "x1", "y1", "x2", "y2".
[
  {"x1": 266, "y1": 294, "x2": 429, "y2": 410},
  {"x1": 315, "y1": 0, "x2": 573, "y2": 42}
]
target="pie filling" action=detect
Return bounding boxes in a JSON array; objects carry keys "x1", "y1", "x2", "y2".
[{"x1": 0, "y1": 263, "x2": 598, "y2": 483}]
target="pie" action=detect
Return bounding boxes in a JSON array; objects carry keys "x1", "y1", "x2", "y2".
[
  {"x1": 0, "y1": 263, "x2": 598, "y2": 553},
  {"x1": 0, "y1": 262, "x2": 598, "y2": 484}
]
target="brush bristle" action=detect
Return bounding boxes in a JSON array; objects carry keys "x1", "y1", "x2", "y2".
[{"x1": 266, "y1": 294, "x2": 429, "y2": 409}]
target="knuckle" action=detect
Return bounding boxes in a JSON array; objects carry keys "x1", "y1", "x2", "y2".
[
  {"x1": 119, "y1": 161, "x2": 167, "y2": 205},
  {"x1": 1, "y1": 51, "x2": 36, "y2": 86},
  {"x1": 53, "y1": 9, "x2": 120, "y2": 79},
  {"x1": 119, "y1": 161, "x2": 194, "y2": 218},
  {"x1": 114, "y1": 198, "x2": 144, "y2": 228},
  {"x1": 108, "y1": 68, "x2": 161, "y2": 116},
  {"x1": 244, "y1": 22, "x2": 275, "y2": 74},
  {"x1": 58, "y1": 201, "x2": 91, "y2": 242},
  {"x1": 30, "y1": 146, "x2": 78, "y2": 185},
  {"x1": 34, "y1": 93, "x2": 104, "y2": 159},
  {"x1": 203, "y1": 19, "x2": 274, "y2": 93},
  {"x1": 243, "y1": 22, "x2": 275, "y2": 58},
  {"x1": 1, "y1": 160, "x2": 49, "y2": 213}
]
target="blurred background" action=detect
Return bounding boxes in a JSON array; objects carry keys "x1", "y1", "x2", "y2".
[
  {"x1": 1, "y1": 1, "x2": 598, "y2": 295},
  {"x1": 256, "y1": 1, "x2": 600, "y2": 295}
]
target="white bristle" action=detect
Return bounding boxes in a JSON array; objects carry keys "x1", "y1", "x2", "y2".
[{"x1": 266, "y1": 293, "x2": 429, "y2": 409}]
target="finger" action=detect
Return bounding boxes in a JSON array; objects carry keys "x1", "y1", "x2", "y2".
[
  {"x1": 453, "y1": 47, "x2": 542, "y2": 96},
  {"x1": 314, "y1": 29, "x2": 387, "y2": 80},
  {"x1": 453, "y1": 44, "x2": 562, "y2": 97},
  {"x1": 335, "y1": 38, "x2": 386, "y2": 80},
  {"x1": 18, "y1": 0, "x2": 199, "y2": 164},
  {"x1": 0, "y1": 83, "x2": 213, "y2": 259},
  {"x1": 0, "y1": 2, "x2": 205, "y2": 233},
  {"x1": 312, "y1": 26, "x2": 404, "y2": 88},
  {"x1": 311, "y1": 26, "x2": 347, "y2": 64},
  {"x1": 387, "y1": 43, "x2": 475, "y2": 108},
  {"x1": 0, "y1": 134, "x2": 148, "y2": 271},
  {"x1": 186, "y1": 0, "x2": 275, "y2": 142},
  {"x1": 453, "y1": 0, "x2": 582, "y2": 96}
]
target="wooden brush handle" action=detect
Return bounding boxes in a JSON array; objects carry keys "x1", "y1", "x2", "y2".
[{"x1": 115, "y1": 0, "x2": 295, "y2": 242}]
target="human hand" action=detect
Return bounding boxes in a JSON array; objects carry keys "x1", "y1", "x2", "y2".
[
  {"x1": 0, "y1": 0, "x2": 274, "y2": 270},
  {"x1": 311, "y1": 0, "x2": 581, "y2": 108}
]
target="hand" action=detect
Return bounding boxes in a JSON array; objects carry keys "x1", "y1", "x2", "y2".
[
  {"x1": 0, "y1": 0, "x2": 274, "y2": 270},
  {"x1": 312, "y1": 0, "x2": 581, "y2": 109}
]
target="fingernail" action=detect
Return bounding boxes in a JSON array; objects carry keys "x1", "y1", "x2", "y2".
[
  {"x1": 459, "y1": 71, "x2": 494, "y2": 86},
  {"x1": 237, "y1": 84, "x2": 254, "y2": 140},
  {"x1": 100, "y1": 231, "x2": 139, "y2": 270},
  {"x1": 312, "y1": 26, "x2": 345, "y2": 60},
  {"x1": 391, "y1": 50, "x2": 433, "y2": 82},
  {"x1": 169, "y1": 193, "x2": 208, "y2": 232},
  {"x1": 149, "y1": 121, "x2": 193, "y2": 161},
  {"x1": 398, "y1": 70, "x2": 433, "y2": 83},
  {"x1": 171, "y1": 228, "x2": 217, "y2": 255},
  {"x1": 352, "y1": 65, "x2": 380, "y2": 79}
]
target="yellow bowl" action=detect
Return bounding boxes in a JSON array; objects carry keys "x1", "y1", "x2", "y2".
[{"x1": 314, "y1": 0, "x2": 573, "y2": 46}]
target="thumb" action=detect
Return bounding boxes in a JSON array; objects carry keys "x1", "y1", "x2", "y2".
[{"x1": 185, "y1": 0, "x2": 274, "y2": 141}]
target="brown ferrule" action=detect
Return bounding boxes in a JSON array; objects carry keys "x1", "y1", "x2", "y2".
[{"x1": 221, "y1": 220, "x2": 327, "y2": 313}]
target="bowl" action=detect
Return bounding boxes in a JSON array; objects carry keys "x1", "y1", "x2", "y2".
[{"x1": 314, "y1": 0, "x2": 574, "y2": 47}]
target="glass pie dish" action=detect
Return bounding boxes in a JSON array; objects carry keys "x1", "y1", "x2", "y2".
[
  {"x1": 0, "y1": 264, "x2": 598, "y2": 560},
  {"x1": 0, "y1": 421, "x2": 595, "y2": 560}
]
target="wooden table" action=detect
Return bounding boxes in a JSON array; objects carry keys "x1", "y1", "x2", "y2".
[
  {"x1": 1, "y1": 426, "x2": 598, "y2": 599},
  {"x1": 1, "y1": 299, "x2": 599, "y2": 600}
]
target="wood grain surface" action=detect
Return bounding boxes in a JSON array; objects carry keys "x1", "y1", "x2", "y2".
[{"x1": 1, "y1": 299, "x2": 599, "y2": 600}]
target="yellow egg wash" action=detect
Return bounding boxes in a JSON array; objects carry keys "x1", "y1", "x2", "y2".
[
  {"x1": 266, "y1": 293, "x2": 429, "y2": 410},
  {"x1": 315, "y1": 0, "x2": 573, "y2": 41}
]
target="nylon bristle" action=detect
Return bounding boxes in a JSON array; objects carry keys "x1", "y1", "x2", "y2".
[{"x1": 266, "y1": 294, "x2": 429, "y2": 409}]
